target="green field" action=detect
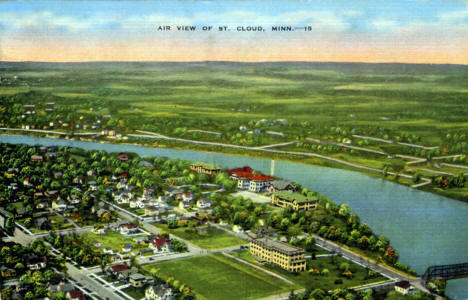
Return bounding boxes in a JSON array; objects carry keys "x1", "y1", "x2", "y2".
[
  {"x1": 82, "y1": 230, "x2": 148, "y2": 252},
  {"x1": 157, "y1": 224, "x2": 247, "y2": 250},
  {"x1": 141, "y1": 254, "x2": 292, "y2": 300},
  {"x1": 1, "y1": 62, "x2": 467, "y2": 200}
]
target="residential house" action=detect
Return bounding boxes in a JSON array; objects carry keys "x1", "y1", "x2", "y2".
[
  {"x1": 107, "y1": 263, "x2": 129, "y2": 277},
  {"x1": 37, "y1": 201, "x2": 50, "y2": 210},
  {"x1": 182, "y1": 192, "x2": 193, "y2": 202},
  {"x1": 196, "y1": 199, "x2": 212, "y2": 209},
  {"x1": 114, "y1": 191, "x2": 133, "y2": 204},
  {"x1": 145, "y1": 206, "x2": 159, "y2": 216},
  {"x1": 266, "y1": 131, "x2": 285, "y2": 137},
  {"x1": 145, "y1": 284, "x2": 173, "y2": 300},
  {"x1": 129, "y1": 273, "x2": 147, "y2": 287},
  {"x1": 119, "y1": 223, "x2": 139, "y2": 235},
  {"x1": 149, "y1": 237, "x2": 172, "y2": 253},
  {"x1": 35, "y1": 217, "x2": 51, "y2": 230},
  {"x1": 72, "y1": 177, "x2": 84, "y2": 185},
  {"x1": 31, "y1": 155, "x2": 43, "y2": 161},
  {"x1": 96, "y1": 209, "x2": 111, "y2": 221},
  {"x1": 66, "y1": 290, "x2": 85, "y2": 300},
  {"x1": 27, "y1": 256, "x2": 47, "y2": 270},
  {"x1": 395, "y1": 281, "x2": 414, "y2": 295},
  {"x1": 122, "y1": 244, "x2": 133, "y2": 253},
  {"x1": 266, "y1": 180, "x2": 297, "y2": 194},
  {"x1": 0, "y1": 266, "x2": 16, "y2": 278},
  {"x1": 118, "y1": 153, "x2": 129, "y2": 161},
  {"x1": 57, "y1": 283, "x2": 75, "y2": 294},
  {"x1": 104, "y1": 248, "x2": 113, "y2": 254}
]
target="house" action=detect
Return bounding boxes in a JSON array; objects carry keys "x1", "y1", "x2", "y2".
[
  {"x1": 150, "y1": 237, "x2": 172, "y2": 253},
  {"x1": 107, "y1": 263, "x2": 129, "y2": 276},
  {"x1": 145, "y1": 206, "x2": 159, "y2": 216},
  {"x1": 239, "y1": 125, "x2": 248, "y2": 132},
  {"x1": 8, "y1": 182, "x2": 18, "y2": 190},
  {"x1": 190, "y1": 162, "x2": 222, "y2": 175},
  {"x1": 122, "y1": 244, "x2": 133, "y2": 253},
  {"x1": 118, "y1": 153, "x2": 129, "y2": 161},
  {"x1": 57, "y1": 283, "x2": 75, "y2": 294},
  {"x1": 5, "y1": 168, "x2": 19, "y2": 178},
  {"x1": 130, "y1": 199, "x2": 145, "y2": 209},
  {"x1": 23, "y1": 177, "x2": 32, "y2": 186},
  {"x1": 395, "y1": 281, "x2": 414, "y2": 295},
  {"x1": 86, "y1": 169, "x2": 95, "y2": 176},
  {"x1": 117, "y1": 181, "x2": 130, "y2": 190},
  {"x1": 35, "y1": 217, "x2": 51, "y2": 230},
  {"x1": 271, "y1": 191, "x2": 318, "y2": 211},
  {"x1": 31, "y1": 155, "x2": 43, "y2": 161},
  {"x1": 266, "y1": 180, "x2": 297, "y2": 194},
  {"x1": 37, "y1": 201, "x2": 50, "y2": 210},
  {"x1": 27, "y1": 256, "x2": 47, "y2": 270},
  {"x1": 54, "y1": 171, "x2": 63, "y2": 179},
  {"x1": 68, "y1": 194, "x2": 81, "y2": 205},
  {"x1": 114, "y1": 191, "x2": 133, "y2": 204},
  {"x1": 66, "y1": 290, "x2": 85, "y2": 300},
  {"x1": 0, "y1": 266, "x2": 16, "y2": 278},
  {"x1": 179, "y1": 200, "x2": 191, "y2": 210},
  {"x1": 73, "y1": 177, "x2": 84, "y2": 185},
  {"x1": 129, "y1": 273, "x2": 147, "y2": 287},
  {"x1": 96, "y1": 209, "x2": 111, "y2": 220},
  {"x1": 145, "y1": 284, "x2": 174, "y2": 300},
  {"x1": 104, "y1": 248, "x2": 113, "y2": 254},
  {"x1": 196, "y1": 199, "x2": 212, "y2": 209},
  {"x1": 182, "y1": 192, "x2": 193, "y2": 202},
  {"x1": 120, "y1": 223, "x2": 139, "y2": 235}
]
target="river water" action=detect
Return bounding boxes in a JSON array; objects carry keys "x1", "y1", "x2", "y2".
[{"x1": 1, "y1": 134, "x2": 466, "y2": 298}]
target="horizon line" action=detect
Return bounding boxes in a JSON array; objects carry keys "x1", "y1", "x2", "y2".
[{"x1": 1, "y1": 60, "x2": 467, "y2": 67}]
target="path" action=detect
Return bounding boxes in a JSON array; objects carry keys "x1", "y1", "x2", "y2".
[
  {"x1": 222, "y1": 252, "x2": 295, "y2": 285},
  {"x1": 305, "y1": 137, "x2": 388, "y2": 156}
]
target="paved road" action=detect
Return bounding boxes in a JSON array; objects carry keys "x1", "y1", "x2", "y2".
[
  {"x1": 66, "y1": 262, "x2": 126, "y2": 300},
  {"x1": 306, "y1": 137, "x2": 388, "y2": 156}
]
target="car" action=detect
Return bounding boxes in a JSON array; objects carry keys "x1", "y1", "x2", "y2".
[{"x1": 149, "y1": 257, "x2": 154, "y2": 261}]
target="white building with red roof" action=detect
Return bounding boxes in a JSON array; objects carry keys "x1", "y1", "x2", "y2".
[{"x1": 227, "y1": 166, "x2": 273, "y2": 193}]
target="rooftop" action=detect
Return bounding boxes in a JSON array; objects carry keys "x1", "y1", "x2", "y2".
[
  {"x1": 274, "y1": 191, "x2": 318, "y2": 203},
  {"x1": 253, "y1": 237, "x2": 304, "y2": 254},
  {"x1": 192, "y1": 161, "x2": 221, "y2": 170}
]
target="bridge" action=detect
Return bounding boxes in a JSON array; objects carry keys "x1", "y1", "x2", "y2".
[{"x1": 422, "y1": 262, "x2": 468, "y2": 281}]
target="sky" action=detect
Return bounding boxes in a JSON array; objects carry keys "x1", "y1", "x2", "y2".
[{"x1": 1, "y1": 0, "x2": 468, "y2": 64}]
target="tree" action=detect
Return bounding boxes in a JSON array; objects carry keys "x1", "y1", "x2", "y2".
[{"x1": 339, "y1": 262, "x2": 350, "y2": 272}]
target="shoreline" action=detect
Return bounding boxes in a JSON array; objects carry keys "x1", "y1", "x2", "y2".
[{"x1": 1, "y1": 130, "x2": 467, "y2": 204}]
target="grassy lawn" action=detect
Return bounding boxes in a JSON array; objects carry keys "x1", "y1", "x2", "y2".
[
  {"x1": 82, "y1": 230, "x2": 148, "y2": 253},
  {"x1": 233, "y1": 250, "x2": 386, "y2": 290},
  {"x1": 157, "y1": 224, "x2": 247, "y2": 250},
  {"x1": 121, "y1": 286, "x2": 146, "y2": 300},
  {"x1": 141, "y1": 254, "x2": 292, "y2": 300}
]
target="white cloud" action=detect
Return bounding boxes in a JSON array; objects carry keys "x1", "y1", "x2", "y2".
[{"x1": 371, "y1": 18, "x2": 398, "y2": 31}]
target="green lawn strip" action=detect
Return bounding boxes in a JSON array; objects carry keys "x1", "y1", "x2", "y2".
[
  {"x1": 82, "y1": 230, "x2": 148, "y2": 252},
  {"x1": 234, "y1": 250, "x2": 386, "y2": 290},
  {"x1": 142, "y1": 254, "x2": 291, "y2": 300},
  {"x1": 157, "y1": 224, "x2": 246, "y2": 250}
]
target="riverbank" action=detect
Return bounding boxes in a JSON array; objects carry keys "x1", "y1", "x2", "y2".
[{"x1": 1, "y1": 130, "x2": 466, "y2": 204}]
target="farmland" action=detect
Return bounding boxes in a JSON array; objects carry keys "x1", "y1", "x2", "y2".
[{"x1": 1, "y1": 61, "x2": 467, "y2": 200}]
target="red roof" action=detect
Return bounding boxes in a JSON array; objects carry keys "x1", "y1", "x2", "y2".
[
  {"x1": 152, "y1": 237, "x2": 171, "y2": 248},
  {"x1": 68, "y1": 290, "x2": 85, "y2": 300},
  {"x1": 111, "y1": 264, "x2": 129, "y2": 272},
  {"x1": 118, "y1": 153, "x2": 129, "y2": 160},
  {"x1": 120, "y1": 172, "x2": 128, "y2": 177},
  {"x1": 226, "y1": 166, "x2": 272, "y2": 181},
  {"x1": 227, "y1": 166, "x2": 253, "y2": 175}
]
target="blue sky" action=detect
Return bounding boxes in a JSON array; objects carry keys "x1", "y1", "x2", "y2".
[{"x1": 1, "y1": 0, "x2": 467, "y2": 63}]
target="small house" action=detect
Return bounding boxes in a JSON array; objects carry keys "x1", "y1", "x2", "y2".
[
  {"x1": 129, "y1": 273, "x2": 147, "y2": 287},
  {"x1": 395, "y1": 281, "x2": 414, "y2": 295},
  {"x1": 145, "y1": 284, "x2": 173, "y2": 300},
  {"x1": 196, "y1": 199, "x2": 212, "y2": 209},
  {"x1": 27, "y1": 256, "x2": 47, "y2": 270}
]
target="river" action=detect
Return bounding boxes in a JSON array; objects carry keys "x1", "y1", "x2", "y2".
[{"x1": 1, "y1": 134, "x2": 467, "y2": 298}]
